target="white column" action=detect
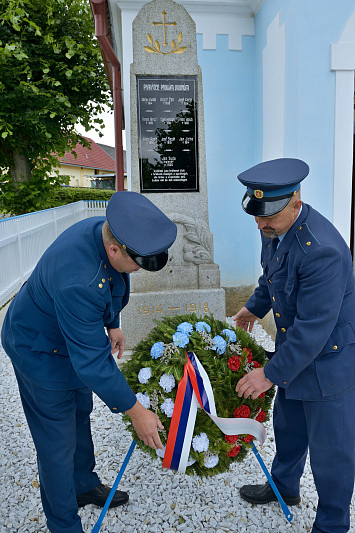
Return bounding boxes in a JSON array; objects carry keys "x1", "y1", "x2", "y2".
[
  {"x1": 262, "y1": 13, "x2": 286, "y2": 161},
  {"x1": 332, "y1": 69, "x2": 354, "y2": 245}
]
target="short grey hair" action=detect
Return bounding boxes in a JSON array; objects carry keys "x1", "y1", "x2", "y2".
[{"x1": 102, "y1": 221, "x2": 120, "y2": 246}]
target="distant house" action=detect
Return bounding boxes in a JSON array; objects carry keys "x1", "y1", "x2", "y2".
[{"x1": 54, "y1": 137, "x2": 127, "y2": 190}]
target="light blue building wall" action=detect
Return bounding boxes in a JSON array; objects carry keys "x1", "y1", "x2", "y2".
[
  {"x1": 197, "y1": 34, "x2": 258, "y2": 286},
  {"x1": 194, "y1": 0, "x2": 355, "y2": 287},
  {"x1": 254, "y1": 0, "x2": 354, "y2": 218}
]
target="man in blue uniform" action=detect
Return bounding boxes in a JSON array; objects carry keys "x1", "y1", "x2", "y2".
[
  {"x1": 233, "y1": 158, "x2": 355, "y2": 533},
  {"x1": 1, "y1": 191, "x2": 177, "y2": 533}
]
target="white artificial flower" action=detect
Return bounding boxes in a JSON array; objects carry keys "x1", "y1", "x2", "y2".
[
  {"x1": 138, "y1": 367, "x2": 152, "y2": 384},
  {"x1": 159, "y1": 373, "x2": 176, "y2": 393},
  {"x1": 136, "y1": 392, "x2": 150, "y2": 409},
  {"x1": 156, "y1": 446, "x2": 166, "y2": 459},
  {"x1": 186, "y1": 456, "x2": 196, "y2": 467},
  {"x1": 192, "y1": 432, "x2": 209, "y2": 452},
  {"x1": 204, "y1": 454, "x2": 219, "y2": 469},
  {"x1": 160, "y1": 398, "x2": 175, "y2": 418}
]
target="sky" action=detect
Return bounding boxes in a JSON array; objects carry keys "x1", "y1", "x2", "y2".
[{"x1": 76, "y1": 105, "x2": 126, "y2": 149}]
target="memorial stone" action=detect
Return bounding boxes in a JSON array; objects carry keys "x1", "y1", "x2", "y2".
[{"x1": 121, "y1": 0, "x2": 225, "y2": 348}]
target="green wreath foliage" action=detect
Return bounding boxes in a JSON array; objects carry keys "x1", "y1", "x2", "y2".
[{"x1": 121, "y1": 313, "x2": 274, "y2": 477}]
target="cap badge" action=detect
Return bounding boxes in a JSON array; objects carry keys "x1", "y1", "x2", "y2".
[{"x1": 254, "y1": 189, "x2": 264, "y2": 199}]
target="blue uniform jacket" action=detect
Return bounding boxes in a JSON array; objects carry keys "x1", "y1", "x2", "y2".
[
  {"x1": 1, "y1": 217, "x2": 137, "y2": 413},
  {"x1": 245, "y1": 203, "x2": 355, "y2": 401}
]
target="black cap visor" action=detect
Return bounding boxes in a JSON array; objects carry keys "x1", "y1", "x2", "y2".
[
  {"x1": 126, "y1": 249, "x2": 168, "y2": 272},
  {"x1": 242, "y1": 191, "x2": 292, "y2": 217}
]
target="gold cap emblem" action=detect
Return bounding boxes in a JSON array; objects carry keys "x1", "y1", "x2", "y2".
[{"x1": 254, "y1": 189, "x2": 264, "y2": 199}]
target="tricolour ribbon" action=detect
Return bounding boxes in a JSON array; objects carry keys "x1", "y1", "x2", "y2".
[{"x1": 162, "y1": 351, "x2": 267, "y2": 473}]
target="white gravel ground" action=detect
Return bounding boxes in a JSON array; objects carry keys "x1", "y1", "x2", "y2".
[{"x1": 1, "y1": 321, "x2": 355, "y2": 533}]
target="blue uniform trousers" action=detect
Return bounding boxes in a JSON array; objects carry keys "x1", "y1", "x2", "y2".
[
  {"x1": 271, "y1": 387, "x2": 355, "y2": 533},
  {"x1": 14, "y1": 366, "x2": 100, "y2": 533}
]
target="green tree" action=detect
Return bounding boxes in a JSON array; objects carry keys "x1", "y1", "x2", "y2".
[{"x1": 0, "y1": 0, "x2": 112, "y2": 215}]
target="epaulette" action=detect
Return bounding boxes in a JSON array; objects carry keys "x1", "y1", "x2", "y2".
[
  {"x1": 89, "y1": 260, "x2": 111, "y2": 292},
  {"x1": 295, "y1": 223, "x2": 321, "y2": 254}
]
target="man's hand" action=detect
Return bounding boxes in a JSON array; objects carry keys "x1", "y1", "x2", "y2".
[
  {"x1": 126, "y1": 401, "x2": 164, "y2": 450},
  {"x1": 233, "y1": 306, "x2": 258, "y2": 333},
  {"x1": 236, "y1": 367, "x2": 273, "y2": 399},
  {"x1": 107, "y1": 327, "x2": 125, "y2": 358}
]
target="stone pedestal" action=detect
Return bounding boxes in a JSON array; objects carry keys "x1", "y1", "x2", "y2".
[{"x1": 121, "y1": 288, "x2": 225, "y2": 348}]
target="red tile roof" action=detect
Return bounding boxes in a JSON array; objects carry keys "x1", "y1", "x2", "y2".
[{"x1": 58, "y1": 137, "x2": 116, "y2": 172}]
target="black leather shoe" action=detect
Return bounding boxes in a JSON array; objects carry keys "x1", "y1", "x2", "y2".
[
  {"x1": 240, "y1": 482, "x2": 301, "y2": 506},
  {"x1": 77, "y1": 483, "x2": 129, "y2": 508}
]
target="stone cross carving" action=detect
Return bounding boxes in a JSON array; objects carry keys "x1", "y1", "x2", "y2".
[{"x1": 152, "y1": 10, "x2": 176, "y2": 45}]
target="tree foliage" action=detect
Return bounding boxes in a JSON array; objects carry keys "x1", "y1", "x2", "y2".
[{"x1": 0, "y1": 0, "x2": 112, "y2": 215}]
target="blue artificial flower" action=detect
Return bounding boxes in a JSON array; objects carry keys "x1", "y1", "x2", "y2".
[
  {"x1": 150, "y1": 341, "x2": 165, "y2": 359},
  {"x1": 195, "y1": 321, "x2": 211, "y2": 333},
  {"x1": 176, "y1": 322, "x2": 194, "y2": 335},
  {"x1": 172, "y1": 331, "x2": 190, "y2": 348},
  {"x1": 222, "y1": 328, "x2": 237, "y2": 343},
  {"x1": 211, "y1": 335, "x2": 227, "y2": 355}
]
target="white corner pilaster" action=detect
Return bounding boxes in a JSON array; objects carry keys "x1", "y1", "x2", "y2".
[
  {"x1": 330, "y1": 9, "x2": 355, "y2": 246},
  {"x1": 262, "y1": 13, "x2": 286, "y2": 161}
]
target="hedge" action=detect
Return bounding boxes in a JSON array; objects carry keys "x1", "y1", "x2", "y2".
[{"x1": 48, "y1": 187, "x2": 115, "y2": 207}]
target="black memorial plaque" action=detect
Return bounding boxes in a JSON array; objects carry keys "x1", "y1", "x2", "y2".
[{"x1": 137, "y1": 75, "x2": 198, "y2": 193}]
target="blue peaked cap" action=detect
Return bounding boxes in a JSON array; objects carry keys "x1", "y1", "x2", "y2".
[
  {"x1": 237, "y1": 158, "x2": 309, "y2": 217},
  {"x1": 106, "y1": 191, "x2": 177, "y2": 271}
]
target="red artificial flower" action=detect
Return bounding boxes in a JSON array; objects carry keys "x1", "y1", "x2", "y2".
[
  {"x1": 227, "y1": 445, "x2": 241, "y2": 457},
  {"x1": 234, "y1": 405, "x2": 251, "y2": 418},
  {"x1": 243, "y1": 434, "x2": 254, "y2": 443},
  {"x1": 228, "y1": 355, "x2": 241, "y2": 372},
  {"x1": 252, "y1": 361, "x2": 261, "y2": 368},
  {"x1": 243, "y1": 347, "x2": 253, "y2": 359},
  {"x1": 258, "y1": 392, "x2": 265, "y2": 399},
  {"x1": 256, "y1": 409, "x2": 266, "y2": 423},
  {"x1": 225, "y1": 434, "x2": 239, "y2": 444}
]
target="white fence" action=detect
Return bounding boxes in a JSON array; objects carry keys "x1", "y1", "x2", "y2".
[{"x1": 0, "y1": 200, "x2": 108, "y2": 308}]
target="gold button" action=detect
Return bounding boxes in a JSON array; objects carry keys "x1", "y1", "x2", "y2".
[
  {"x1": 102, "y1": 278, "x2": 106, "y2": 283},
  {"x1": 113, "y1": 407, "x2": 118, "y2": 411},
  {"x1": 306, "y1": 241, "x2": 311, "y2": 246},
  {"x1": 333, "y1": 345, "x2": 338, "y2": 350},
  {"x1": 53, "y1": 349, "x2": 58, "y2": 353},
  {"x1": 283, "y1": 381, "x2": 287, "y2": 384},
  {"x1": 99, "y1": 283, "x2": 103, "y2": 288},
  {"x1": 281, "y1": 327, "x2": 286, "y2": 332},
  {"x1": 272, "y1": 297, "x2": 276, "y2": 302},
  {"x1": 299, "y1": 226, "x2": 302, "y2": 230},
  {"x1": 268, "y1": 279, "x2": 272, "y2": 283},
  {"x1": 275, "y1": 313, "x2": 280, "y2": 318},
  {"x1": 276, "y1": 257, "x2": 279, "y2": 261},
  {"x1": 261, "y1": 261, "x2": 263, "y2": 266},
  {"x1": 109, "y1": 277, "x2": 112, "y2": 282},
  {"x1": 104, "y1": 264, "x2": 107, "y2": 268}
]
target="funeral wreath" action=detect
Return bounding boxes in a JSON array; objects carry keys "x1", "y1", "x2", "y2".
[{"x1": 121, "y1": 313, "x2": 274, "y2": 477}]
